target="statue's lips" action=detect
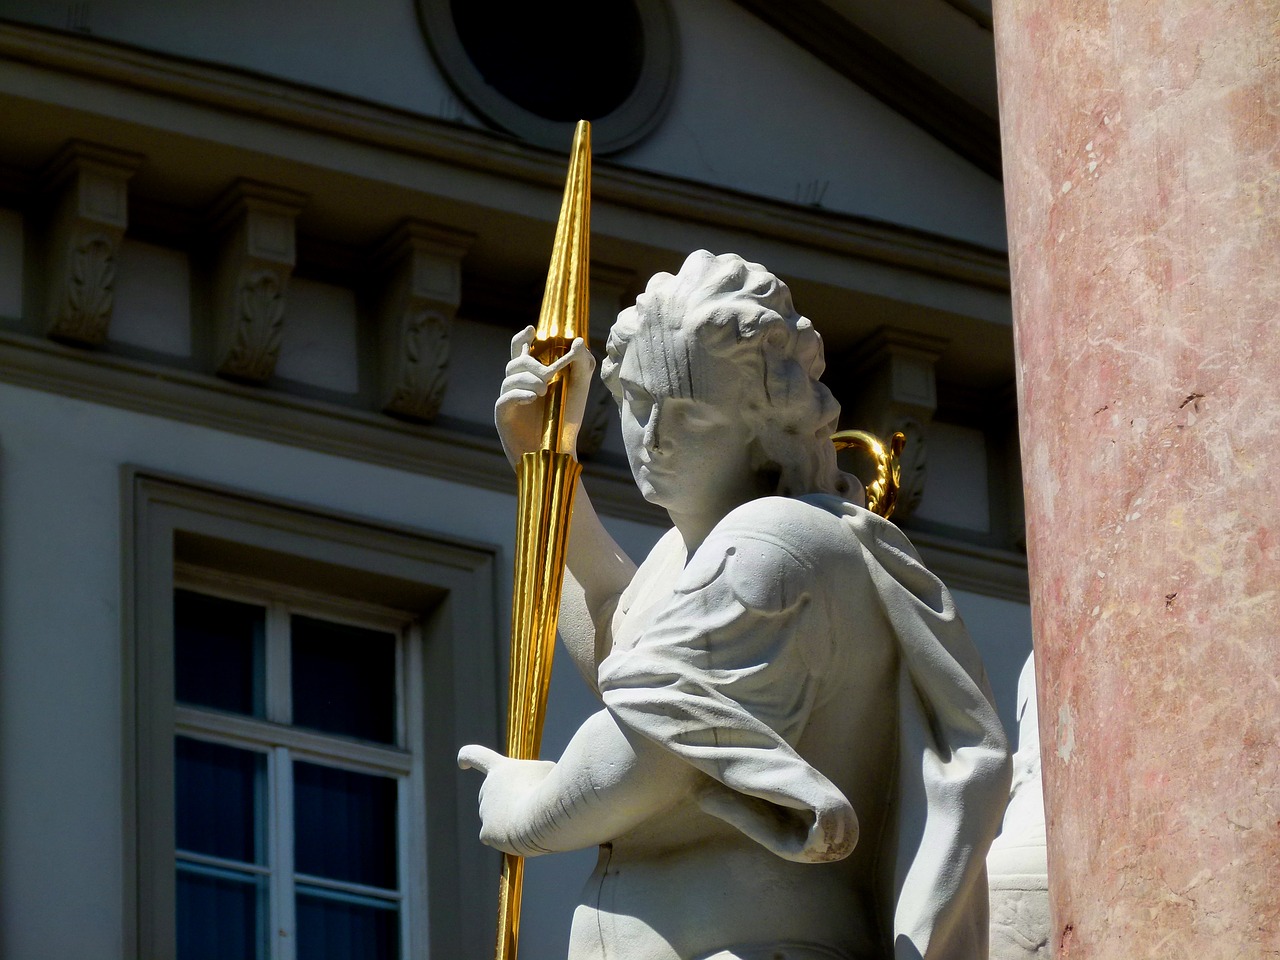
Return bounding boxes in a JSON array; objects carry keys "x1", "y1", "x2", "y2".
[{"x1": 634, "y1": 459, "x2": 671, "y2": 479}]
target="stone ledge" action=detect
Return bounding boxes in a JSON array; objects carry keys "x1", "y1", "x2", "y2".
[
  {"x1": 0, "y1": 20, "x2": 1011, "y2": 297},
  {"x1": 910, "y1": 529, "x2": 1030, "y2": 604},
  {"x1": 0, "y1": 328, "x2": 665, "y2": 526},
  {"x1": 0, "y1": 327, "x2": 1029, "y2": 602}
]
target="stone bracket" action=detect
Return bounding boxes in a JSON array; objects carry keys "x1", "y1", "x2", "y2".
[
  {"x1": 842, "y1": 326, "x2": 948, "y2": 521},
  {"x1": 209, "y1": 179, "x2": 306, "y2": 383},
  {"x1": 373, "y1": 220, "x2": 473, "y2": 422},
  {"x1": 41, "y1": 141, "x2": 143, "y2": 346}
]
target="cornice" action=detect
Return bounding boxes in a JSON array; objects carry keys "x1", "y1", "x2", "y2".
[
  {"x1": 908, "y1": 530, "x2": 1029, "y2": 604},
  {"x1": 0, "y1": 328, "x2": 1025, "y2": 599},
  {"x1": 0, "y1": 21, "x2": 1009, "y2": 294},
  {"x1": 731, "y1": 0, "x2": 1002, "y2": 180},
  {"x1": 0, "y1": 328, "x2": 664, "y2": 525}
]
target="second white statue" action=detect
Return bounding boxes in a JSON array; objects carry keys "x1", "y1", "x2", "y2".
[{"x1": 460, "y1": 251, "x2": 1011, "y2": 960}]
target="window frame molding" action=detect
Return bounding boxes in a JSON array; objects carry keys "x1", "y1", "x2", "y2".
[
  {"x1": 416, "y1": 0, "x2": 680, "y2": 153},
  {"x1": 174, "y1": 576, "x2": 420, "y2": 955},
  {"x1": 122, "y1": 468, "x2": 501, "y2": 959}
]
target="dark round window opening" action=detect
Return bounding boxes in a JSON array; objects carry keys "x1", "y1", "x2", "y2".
[
  {"x1": 420, "y1": 0, "x2": 677, "y2": 153},
  {"x1": 450, "y1": 0, "x2": 645, "y2": 123}
]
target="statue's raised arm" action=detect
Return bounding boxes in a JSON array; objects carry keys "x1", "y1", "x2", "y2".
[{"x1": 462, "y1": 251, "x2": 1012, "y2": 960}]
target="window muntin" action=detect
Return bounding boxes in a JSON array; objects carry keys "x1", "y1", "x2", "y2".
[
  {"x1": 129, "y1": 473, "x2": 499, "y2": 960},
  {"x1": 173, "y1": 576, "x2": 419, "y2": 960}
]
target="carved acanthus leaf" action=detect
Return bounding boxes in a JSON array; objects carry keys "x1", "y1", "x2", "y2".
[
  {"x1": 375, "y1": 220, "x2": 472, "y2": 422},
  {"x1": 893, "y1": 419, "x2": 929, "y2": 521},
  {"x1": 41, "y1": 142, "x2": 140, "y2": 347},
  {"x1": 222, "y1": 270, "x2": 287, "y2": 382},
  {"x1": 50, "y1": 233, "x2": 117, "y2": 345},
  {"x1": 386, "y1": 308, "x2": 451, "y2": 420},
  {"x1": 209, "y1": 180, "x2": 304, "y2": 385}
]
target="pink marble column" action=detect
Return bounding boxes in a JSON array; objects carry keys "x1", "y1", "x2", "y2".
[{"x1": 992, "y1": 0, "x2": 1279, "y2": 956}]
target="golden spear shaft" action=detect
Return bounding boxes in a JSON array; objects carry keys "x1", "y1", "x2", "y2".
[{"x1": 494, "y1": 120, "x2": 592, "y2": 960}]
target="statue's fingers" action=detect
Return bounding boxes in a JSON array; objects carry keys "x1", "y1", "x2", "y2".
[
  {"x1": 458, "y1": 744, "x2": 502, "y2": 773},
  {"x1": 564, "y1": 337, "x2": 596, "y2": 375},
  {"x1": 541, "y1": 340, "x2": 593, "y2": 378},
  {"x1": 499, "y1": 371, "x2": 549, "y2": 399},
  {"x1": 503, "y1": 353, "x2": 555, "y2": 380},
  {"x1": 508, "y1": 325, "x2": 536, "y2": 360}
]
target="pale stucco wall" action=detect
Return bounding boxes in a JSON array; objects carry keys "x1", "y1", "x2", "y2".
[
  {"x1": 0, "y1": 0, "x2": 1007, "y2": 249},
  {"x1": 0, "y1": 377, "x2": 1029, "y2": 960},
  {"x1": 0, "y1": 380, "x2": 662, "y2": 960}
]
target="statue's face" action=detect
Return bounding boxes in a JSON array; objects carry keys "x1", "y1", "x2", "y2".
[{"x1": 615, "y1": 327, "x2": 758, "y2": 515}]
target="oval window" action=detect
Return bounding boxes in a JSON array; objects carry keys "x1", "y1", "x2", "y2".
[{"x1": 419, "y1": 0, "x2": 678, "y2": 153}]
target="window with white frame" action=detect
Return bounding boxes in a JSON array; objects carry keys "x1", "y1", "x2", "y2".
[
  {"x1": 127, "y1": 473, "x2": 500, "y2": 960},
  {"x1": 172, "y1": 571, "x2": 426, "y2": 960}
]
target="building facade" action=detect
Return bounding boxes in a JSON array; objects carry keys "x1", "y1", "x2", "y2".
[{"x1": 0, "y1": 1, "x2": 1030, "y2": 957}]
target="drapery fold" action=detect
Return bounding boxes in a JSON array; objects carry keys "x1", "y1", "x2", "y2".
[{"x1": 599, "y1": 496, "x2": 1010, "y2": 960}]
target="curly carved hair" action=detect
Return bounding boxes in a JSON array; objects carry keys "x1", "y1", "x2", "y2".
[{"x1": 601, "y1": 250, "x2": 853, "y2": 499}]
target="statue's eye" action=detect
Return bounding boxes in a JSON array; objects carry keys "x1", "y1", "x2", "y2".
[
  {"x1": 623, "y1": 382, "x2": 656, "y2": 410},
  {"x1": 624, "y1": 393, "x2": 654, "y2": 426},
  {"x1": 665, "y1": 402, "x2": 725, "y2": 432}
]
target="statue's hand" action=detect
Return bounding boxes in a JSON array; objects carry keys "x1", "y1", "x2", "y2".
[
  {"x1": 458, "y1": 744, "x2": 557, "y2": 857},
  {"x1": 495, "y1": 326, "x2": 596, "y2": 467}
]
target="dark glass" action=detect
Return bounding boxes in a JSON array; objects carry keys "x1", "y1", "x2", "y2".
[
  {"x1": 176, "y1": 864, "x2": 267, "y2": 960},
  {"x1": 296, "y1": 888, "x2": 399, "y2": 960},
  {"x1": 174, "y1": 589, "x2": 266, "y2": 716},
  {"x1": 451, "y1": 0, "x2": 645, "y2": 122},
  {"x1": 293, "y1": 761, "x2": 397, "y2": 890},
  {"x1": 291, "y1": 615, "x2": 396, "y2": 744},
  {"x1": 175, "y1": 736, "x2": 266, "y2": 865}
]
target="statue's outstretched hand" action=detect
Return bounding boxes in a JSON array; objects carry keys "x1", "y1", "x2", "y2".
[
  {"x1": 458, "y1": 744, "x2": 557, "y2": 857},
  {"x1": 495, "y1": 326, "x2": 596, "y2": 467}
]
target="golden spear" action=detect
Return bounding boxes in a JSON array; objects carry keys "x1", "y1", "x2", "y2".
[{"x1": 494, "y1": 119, "x2": 592, "y2": 960}]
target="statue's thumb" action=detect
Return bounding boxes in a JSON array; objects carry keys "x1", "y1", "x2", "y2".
[{"x1": 457, "y1": 744, "x2": 500, "y2": 773}]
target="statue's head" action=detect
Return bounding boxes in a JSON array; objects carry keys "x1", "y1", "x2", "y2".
[{"x1": 602, "y1": 251, "x2": 853, "y2": 502}]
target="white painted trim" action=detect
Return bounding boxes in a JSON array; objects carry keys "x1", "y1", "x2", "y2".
[
  {"x1": 125, "y1": 471, "x2": 501, "y2": 960},
  {"x1": 272, "y1": 745, "x2": 296, "y2": 960},
  {"x1": 176, "y1": 850, "x2": 271, "y2": 877},
  {"x1": 175, "y1": 707, "x2": 414, "y2": 777},
  {"x1": 405, "y1": 622, "x2": 431, "y2": 959},
  {"x1": 294, "y1": 873, "x2": 402, "y2": 902},
  {"x1": 266, "y1": 604, "x2": 292, "y2": 729}
]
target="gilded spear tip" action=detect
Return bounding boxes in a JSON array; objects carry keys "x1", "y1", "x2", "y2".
[{"x1": 535, "y1": 120, "x2": 591, "y2": 348}]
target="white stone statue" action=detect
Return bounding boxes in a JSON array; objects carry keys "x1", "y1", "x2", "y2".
[
  {"x1": 987, "y1": 654, "x2": 1050, "y2": 960},
  {"x1": 460, "y1": 251, "x2": 1012, "y2": 960}
]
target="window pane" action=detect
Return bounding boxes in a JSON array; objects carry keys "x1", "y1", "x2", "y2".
[
  {"x1": 175, "y1": 737, "x2": 267, "y2": 865},
  {"x1": 174, "y1": 589, "x2": 265, "y2": 716},
  {"x1": 177, "y1": 862, "x2": 267, "y2": 960},
  {"x1": 291, "y1": 615, "x2": 396, "y2": 744},
  {"x1": 296, "y1": 887, "x2": 399, "y2": 960},
  {"x1": 294, "y1": 761, "x2": 397, "y2": 889}
]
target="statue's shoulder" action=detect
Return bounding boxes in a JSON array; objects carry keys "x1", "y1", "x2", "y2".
[
  {"x1": 713, "y1": 495, "x2": 858, "y2": 555},
  {"x1": 678, "y1": 497, "x2": 863, "y2": 614}
]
